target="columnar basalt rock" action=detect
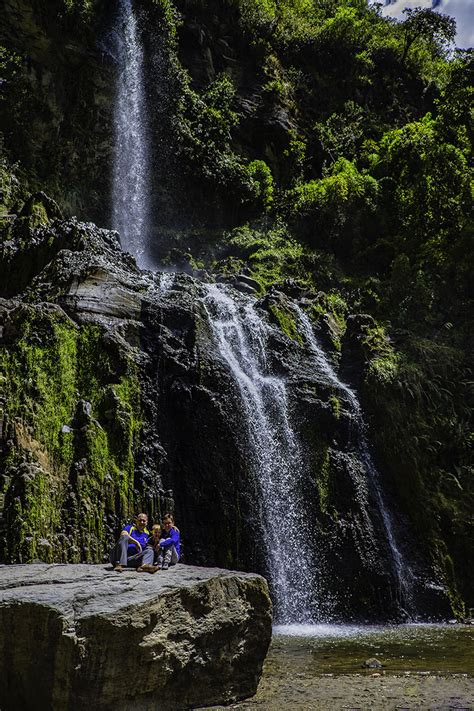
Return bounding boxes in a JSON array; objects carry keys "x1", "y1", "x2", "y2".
[{"x1": 0, "y1": 563, "x2": 273, "y2": 711}]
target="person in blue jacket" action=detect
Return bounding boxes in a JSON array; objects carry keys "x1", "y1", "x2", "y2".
[
  {"x1": 109, "y1": 512, "x2": 156, "y2": 573},
  {"x1": 155, "y1": 513, "x2": 180, "y2": 570}
]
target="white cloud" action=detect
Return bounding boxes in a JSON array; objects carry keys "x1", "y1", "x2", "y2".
[
  {"x1": 377, "y1": 0, "x2": 474, "y2": 49},
  {"x1": 442, "y1": 0, "x2": 474, "y2": 48}
]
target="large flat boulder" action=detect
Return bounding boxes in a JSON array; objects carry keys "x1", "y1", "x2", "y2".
[{"x1": 0, "y1": 564, "x2": 272, "y2": 710}]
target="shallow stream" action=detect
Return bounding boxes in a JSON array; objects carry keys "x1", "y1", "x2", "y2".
[
  {"x1": 204, "y1": 624, "x2": 474, "y2": 709},
  {"x1": 271, "y1": 623, "x2": 474, "y2": 675}
]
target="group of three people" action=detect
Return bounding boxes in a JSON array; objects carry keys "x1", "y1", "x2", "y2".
[{"x1": 109, "y1": 512, "x2": 180, "y2": 573}]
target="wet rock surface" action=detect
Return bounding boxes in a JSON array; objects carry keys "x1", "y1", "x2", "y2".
[{"x1": 0, "y1": 563, "x2": 272, "y2": 711}]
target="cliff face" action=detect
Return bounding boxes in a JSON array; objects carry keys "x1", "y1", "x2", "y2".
[
  {"x1": 1, "y1": 0, "x2": 472, "y2": 619},
  {"x1": 0, "y1": 201, "x2": 455, "y2": 620},
  {"x1": 1, "y1": 0, "x2": 114, "y2": 224}
]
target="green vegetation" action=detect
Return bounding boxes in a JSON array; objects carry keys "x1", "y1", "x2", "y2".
[
  {"x1": 213, "y1": 225, "x2": 312, "y2": 292},
  {"x1": 361, "y1": 335, "x2": 472, "y2": 610},
  {"x1": 268, "y1": 302, "x2": 302, "y2": 343},
  {"x1": 63, "y1": 0, "x2": 92, "y2": 14},
  {"x1": 0, "y1": 308, "x2": 142, "y2": 563},
  {"x1": 289, "y1": 157, "x2": 379, "y2": 254}
]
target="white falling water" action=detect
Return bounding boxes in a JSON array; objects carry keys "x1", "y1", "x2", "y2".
[
  {"x1": 112, "y1": 0, "x2": 150, "y2": 267},
  {"x1": 159, "y1": 272, "x2": 175, "y2": 292},
  {"x1": 203, "y1": 284, "x2": 325, "y2": 623},
  {"x1": 293, "y1": 304, "x2": 416, "y2": 614}
]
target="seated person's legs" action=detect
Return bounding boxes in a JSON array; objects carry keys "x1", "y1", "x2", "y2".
[
  {"x1": 141, "y1": 546, "x2": 155, "y2": 566},
  {"x1": 159, "y1": 544, "x2": 178, "y2": 569},
  {"x1": 110, "y1": 513, "x2": 152, "y2": 571},
  {"x1": 155, "y1": 548, "x2": 164, "y2": 568},
  {"x1": 135, "y1": 545, "x2": 158, "y2": 573},
  {"x1": 109, "y1": 535, "x2": 130, "y2": 567}
]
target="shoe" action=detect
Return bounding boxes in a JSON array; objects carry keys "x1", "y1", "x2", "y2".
[
  {"x1": 114, "y1": 565, "x2": 124, "y2": 573},
  {"x1": 162, "y1": 563, "x2": 169, "y2": 570},
  {"x1": 156, "y1": 563, "x2": 162, "y2": 570}
]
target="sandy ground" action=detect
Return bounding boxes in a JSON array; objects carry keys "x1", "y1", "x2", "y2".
[{"x1": 202, "y1": 673, "x2": 474, "y2": 710}]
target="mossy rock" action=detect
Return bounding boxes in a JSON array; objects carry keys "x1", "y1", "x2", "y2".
[{"x1": 0, "y1": 303, "x2": 143, "y2": 563}]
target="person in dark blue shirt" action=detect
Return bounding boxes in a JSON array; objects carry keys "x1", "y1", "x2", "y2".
[
  {"x1": 155, "y1": 513, "x2": 181, "y2": 570},
  {"x1": 109, "y1": 513, "x2": 156, "y2": 572}
]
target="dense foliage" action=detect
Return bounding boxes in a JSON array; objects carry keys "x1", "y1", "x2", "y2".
[{"x1": 1, "y1": 0, "x2": 472, "y2": 611}]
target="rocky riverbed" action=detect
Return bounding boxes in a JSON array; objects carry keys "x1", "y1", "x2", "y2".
[
  {"x1": 0, "y1": 563, "x2": 272, "y2": 711},
  {"x1": 205, "y1": 625, "x2": 474, "y2": 710},
  {"x1": 208, "y1": 672, "x2": 474, "y2": 710}
]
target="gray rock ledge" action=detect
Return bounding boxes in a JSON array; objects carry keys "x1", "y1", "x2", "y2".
[{"x1": 0, "y1": 564, "x2": 272, "y2": 711}]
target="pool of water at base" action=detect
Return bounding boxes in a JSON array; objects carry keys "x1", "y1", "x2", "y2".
[{"x1": 270, "y1": 623, "x2": 474, "y2": 675}]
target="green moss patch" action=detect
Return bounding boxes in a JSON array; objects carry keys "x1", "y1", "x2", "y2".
[{"x1": 0, "y1": 305, "x2": 143, "y2": 563}]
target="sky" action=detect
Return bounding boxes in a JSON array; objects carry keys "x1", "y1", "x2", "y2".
[{"x1": 379, "y1": 0, "x2": 474, "y2": 49}]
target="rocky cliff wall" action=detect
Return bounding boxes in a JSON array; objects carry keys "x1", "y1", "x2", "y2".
[
  {"x1": 1, "y1": 0, "x2": 472, "y2": 619},
  {"x1": 1, "y1": 0, "x2": 114, "y2": 223},
  {"x1": 0, "y1": 193, "x2": 459, "y2": 620}
]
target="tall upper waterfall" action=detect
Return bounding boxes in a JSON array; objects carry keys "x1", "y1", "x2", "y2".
[
  {"x1": 112, "y1": 0, "x2": 150, "y2": 267},
  {"x1": 203, "y1": 285, "x2": 327, "y2": 623}
]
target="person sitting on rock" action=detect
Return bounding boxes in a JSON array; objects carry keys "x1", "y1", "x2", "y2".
[
  {"x1": 146, "y1": 523, "x2": 163, "y2": 563},
  {"x1": 149, "y1": 523, "x2": 162, "y2": 548},
  {"x1": 146, "y1": 523, "x2": 162, "y2": 556},
  {"x1": 109, "y1": 513, "x2": 157, "y2": 573},
  {"x1": 155, "y1": 513, "x2": 180, "y2": 570}
]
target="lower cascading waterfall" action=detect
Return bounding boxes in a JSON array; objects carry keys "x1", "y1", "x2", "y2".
[
  {"x1": 203, "y1": 284, "x2": 326, "y2": 623},
  {"x1": 293, "y1": 304, "x2": 416, "y2": 616}
]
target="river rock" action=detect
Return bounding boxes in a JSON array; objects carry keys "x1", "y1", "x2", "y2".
[
  {"x1": 0, "y1": 563, "x2": 272, "y2": 711},
  {"x1": 364, "y1": 657, "x2": 383, "y2": 668}
]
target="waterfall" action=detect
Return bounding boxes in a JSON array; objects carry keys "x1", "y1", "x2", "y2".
[
  {"x1": 293, "y1": 304, "x2": 416, "y2": 614},
  {"x1": 159, "y1": 272, "x2": 175, "y2": 292},
  {"x1": 107, "y1": 0, "x2": 416, "y2": 613},
  {"x1": 112, "y1": 0, "x2": 150, "y2": 267},
  {"x1": 203, "y1": 284, "x2": 326, "y2": 623}
]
